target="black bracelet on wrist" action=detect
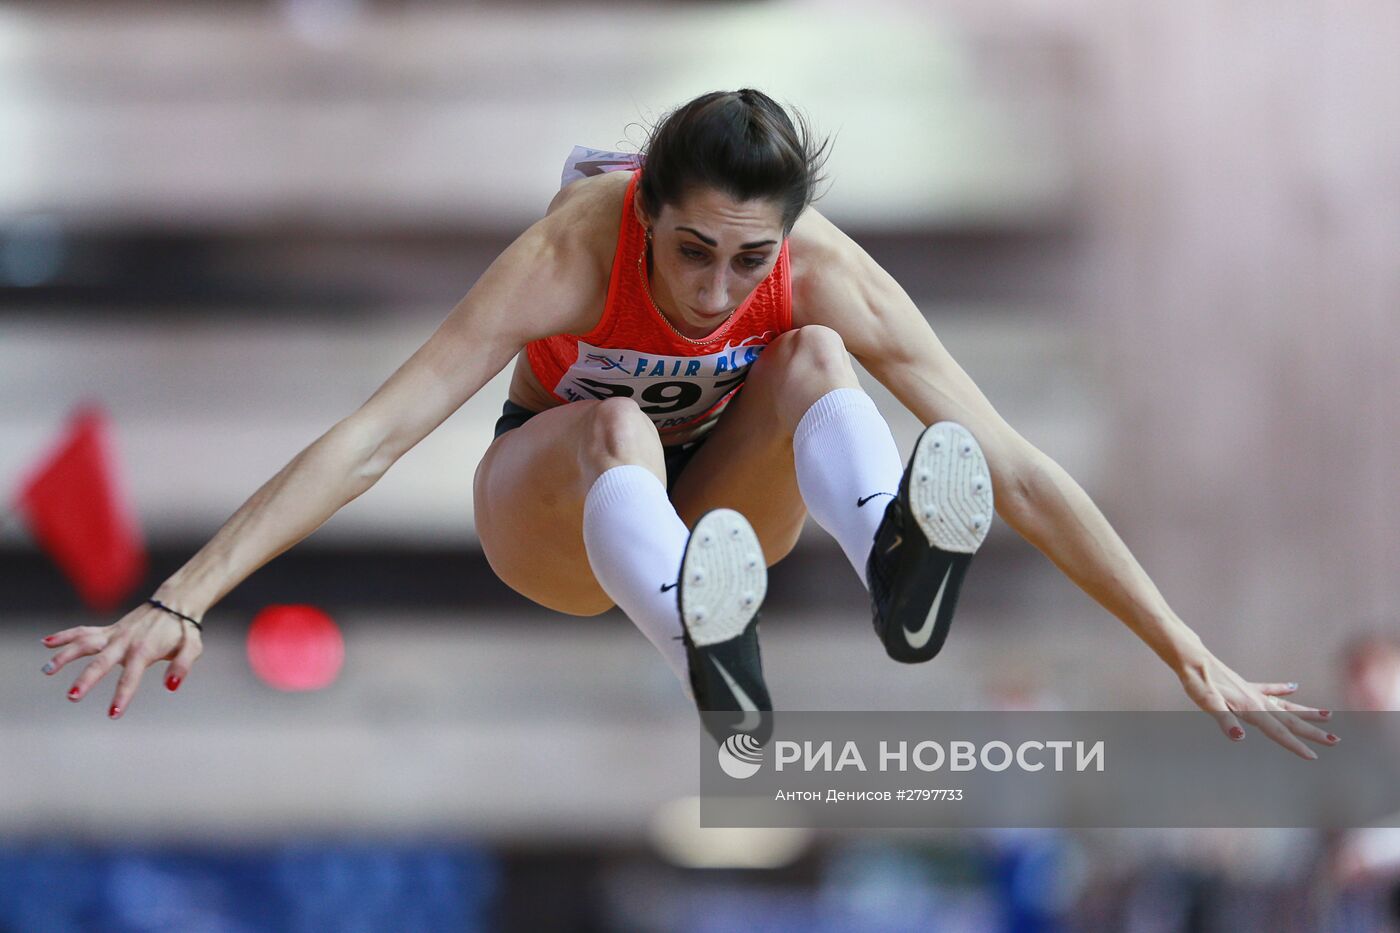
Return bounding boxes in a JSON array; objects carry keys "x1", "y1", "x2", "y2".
[{"x1": 146, "y1": 598, "x2": 203, "y2": 633}]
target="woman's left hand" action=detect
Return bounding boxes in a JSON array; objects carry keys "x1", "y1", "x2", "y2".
[{"x1": 1175, "y1": 650, "x2": 1338, "y2": 759}]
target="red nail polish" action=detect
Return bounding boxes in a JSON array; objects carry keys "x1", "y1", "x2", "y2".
[
  {"x1": 1321, "y1": 710, "x2": 1332, "y2": 718},
  {"x1": 42, "y1": 636, "x2": 54, "y2": 645},
  {"x1": 68, "y1": 687, "x2": 80, "y2": 699},
  {"x1": 108, "y1": 705, "x2": 120, "y2": 719},
  {"x1": 1229, "y1": 727, "x2": 1245, "y2": 740},
  {"x1": 166, "y1": 676, "x2": 181, "y2": 692},
  {"x1": 1327, "y1": 734, "x2": 1338, "y2": 743}
]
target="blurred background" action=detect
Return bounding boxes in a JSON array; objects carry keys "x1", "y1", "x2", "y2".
[{"x1": 2, "y1": 0, "x2": 1397, "y2": 930}]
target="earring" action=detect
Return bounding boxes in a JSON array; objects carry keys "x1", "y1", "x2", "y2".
[{"x1": 645, "y1": 227, "x2": 653, "y2": 245}]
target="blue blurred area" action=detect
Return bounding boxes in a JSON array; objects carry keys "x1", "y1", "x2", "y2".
[{"x1": 0, "y1": 841, "x2": 498, "y2": 933}]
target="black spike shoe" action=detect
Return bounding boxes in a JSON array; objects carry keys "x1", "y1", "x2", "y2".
[
  {"x1": 867, "y1": 422, "x2": 993, "y2": 663},
  {"x1": 674, "y1": 508, "x2": 773, "y2": 745}
]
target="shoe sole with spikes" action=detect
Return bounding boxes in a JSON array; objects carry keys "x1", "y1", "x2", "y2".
[{"x1": 676, "y1": 508, "x2": 772, "y2": 744}]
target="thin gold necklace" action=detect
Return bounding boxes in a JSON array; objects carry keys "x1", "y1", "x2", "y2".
[{"x1": 637, "y1": 249, "x2": 736, "y2": 345}]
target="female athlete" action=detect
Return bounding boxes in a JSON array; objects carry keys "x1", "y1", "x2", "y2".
[{"x1": 40, "y1": 89, "x2": 1335, "y2": 758}]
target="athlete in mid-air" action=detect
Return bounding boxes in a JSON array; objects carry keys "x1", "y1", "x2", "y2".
[{"x1": 40, "y1": 89, "x2": 1335, "y2": 758}]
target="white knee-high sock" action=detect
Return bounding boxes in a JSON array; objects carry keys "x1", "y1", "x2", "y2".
[
  {"x1": 582, "y1": 465, "x2": 692, "y2": 691},
  {"x1": 793, "y1": 388, "x2": 905, "y2": 588}
]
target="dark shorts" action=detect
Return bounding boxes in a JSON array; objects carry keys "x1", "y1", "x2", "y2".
[{"x1": 492, "y1": 400, "x2": 708, "y2": 492}]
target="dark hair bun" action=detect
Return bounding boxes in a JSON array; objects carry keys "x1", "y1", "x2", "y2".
[{"x1": 637, "y1": 89, "x2": 832, "y2": 235}]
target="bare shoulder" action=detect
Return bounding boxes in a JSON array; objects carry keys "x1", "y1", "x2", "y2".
[
  {"x1": 785, "y1": 205, "x2": 878, "y2": 329},
  {"x1": 786, "y1": 204, "x2": 849, "y2": 276},
  {"x1": 530, "y1": 171, "x2": 633, "y2": 332},
  {"x1": 546, "y1": 168, "x2": 633, "y2": 219},
  {"x1": 543, "y1": 170, "x2": 633, "y2": 257}
]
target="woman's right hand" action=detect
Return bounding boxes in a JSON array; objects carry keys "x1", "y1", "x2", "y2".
[{"x1": 40, "y1": 602, "x2": 204, "y2": 720}]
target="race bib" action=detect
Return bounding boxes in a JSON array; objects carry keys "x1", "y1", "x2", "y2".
[{"x1": 550, "y1": 336, "x2": 775, "y2": 432}]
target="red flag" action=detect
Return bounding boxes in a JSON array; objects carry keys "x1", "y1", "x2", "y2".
[{"x1": 13, "y1": 405, "x2": 147, "y2": 611}]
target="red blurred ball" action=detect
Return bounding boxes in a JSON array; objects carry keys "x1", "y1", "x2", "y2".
[{"x1": 246, "y1": 604, "x2": 344, "y2": 691}]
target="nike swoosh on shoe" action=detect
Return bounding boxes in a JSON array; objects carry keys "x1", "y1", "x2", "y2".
[
  {"x1": 710, "y1": 655, "x2": 761, "y2": 732},
  {"x1": 903, "y1": 565, "x2": 953, "y2": 651}
]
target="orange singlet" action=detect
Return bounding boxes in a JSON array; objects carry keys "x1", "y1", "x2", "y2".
[{"x1": 525, "y1": 149, "x2": 793, "y2": 443}]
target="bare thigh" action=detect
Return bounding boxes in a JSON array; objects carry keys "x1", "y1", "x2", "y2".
[
  {"x1": 669, "y1": 325, "x2": 863, "y2": 564},
  {"x1": 473, "y1": 399, "x2": 665, "y2": 616}
]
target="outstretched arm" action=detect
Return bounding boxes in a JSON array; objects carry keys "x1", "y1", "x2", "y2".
[
  {"x1": 42, "y1": 208, "x2": 603, "y2": 716},
  {"x1": 790, "y1": 209, "x2": 1335, "y2": 759}
]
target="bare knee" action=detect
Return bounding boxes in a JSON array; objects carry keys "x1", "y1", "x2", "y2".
[
  {"x1": 777, "y1": 324, "x2": 852, "y2": 367},
  {"x1": 753, "y1": 325, "x2": 861, "y2": 427},
  {"x1": 760, "y1": 526, "x2": 803, "y2": 566},
  {"x1": 542, "y1": 591, "x2": 616, "y2": 618},
  {"x1": 578, "y1": 398, "x2": 665, "y2": 482}
]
